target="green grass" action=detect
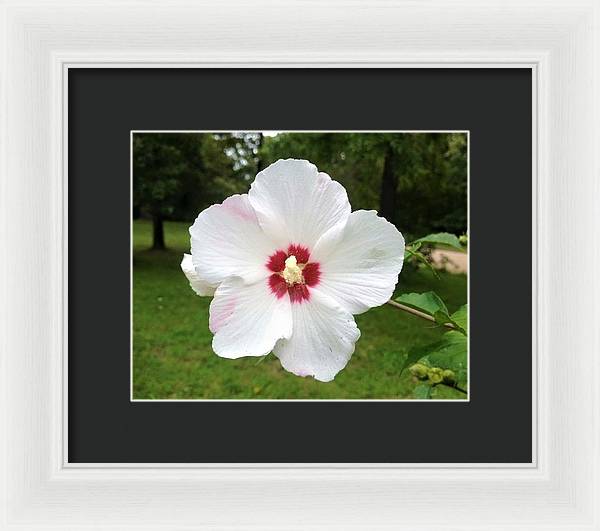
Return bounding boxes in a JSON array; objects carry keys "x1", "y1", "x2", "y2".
[{"x1": 133, "y1": 219, "x2": 468, "y2": 399}]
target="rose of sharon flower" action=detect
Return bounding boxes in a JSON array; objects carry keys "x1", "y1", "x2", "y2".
[{"x1": 181, "y1": 159, "x2": 405, "y2": 382}]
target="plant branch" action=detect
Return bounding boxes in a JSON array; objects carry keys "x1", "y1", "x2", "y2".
[
  {"x1": 385, "y1": 300, "x2": 457, "y2": 331},
  {"x1": 439, "y1": 382, "x2": 468, "y2": 395}
]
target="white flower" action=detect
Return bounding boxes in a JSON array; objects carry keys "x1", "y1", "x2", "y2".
[{"x1": 182, "y1": 159, "x2": 405, "y2": 382}]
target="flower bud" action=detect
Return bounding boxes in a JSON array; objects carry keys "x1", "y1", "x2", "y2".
[
  {"x1": 442, "y1": 369, "x2": 456, "y2": 384},
  {"x1": 427, "y1": 367, "x2": 444, "y2": 384},
  {"x1": 409, "y1": 363, "x2": 429, "y2": 380}
]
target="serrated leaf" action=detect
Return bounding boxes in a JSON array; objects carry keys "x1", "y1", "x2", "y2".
[
  {"x1": 412, "y1": 232, "x2": 463, "y2": 251},
  {"x1": 396, "y1": 291, "x2": 448, "y2": 317},
  {"x1": 413, "y1": 384, "x2": 432, "y2": 399}
]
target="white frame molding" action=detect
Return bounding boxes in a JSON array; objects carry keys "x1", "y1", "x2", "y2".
[{"x1": 1, "y1": 1, "x2": 598, "y2": 529}]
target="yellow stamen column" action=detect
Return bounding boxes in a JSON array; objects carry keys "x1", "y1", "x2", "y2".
[{"x1": 282, "y1": 255, "x2": 304, "y2": 285}]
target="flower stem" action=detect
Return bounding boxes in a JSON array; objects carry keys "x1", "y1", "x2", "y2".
[{"x1": 385, "y1": 299, "x2": 458, "y2": 331}]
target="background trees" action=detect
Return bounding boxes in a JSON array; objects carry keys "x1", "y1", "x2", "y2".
[{"x1": 133, "y1": 132, "x2": 467, "y2": 249}]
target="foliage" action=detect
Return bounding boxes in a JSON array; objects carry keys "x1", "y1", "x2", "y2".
[
  {"x1": 399, "y1": 302, "x2": 468, "y2": 398},
  {"x1": 405, "y1": 324, "x2": 468, "y2": 398},
  {"x1": 133, "y1": 133, "x2": 251, "y2": 221},
  {"x1": 412, "y1": 232, "x2": 463, "y2": 250},
  {"x1": 395, "y1": 291, "x2": 449, "y2": 318},
  {"x1": 392, "y1": 232, "x2": 469, "y2": 399},
  {"x1": 396, "y1": 292, "x2": 466, "y2": 335},
  {"x1": 403, "y1": 230, "x2": 467, "y2": 278}
]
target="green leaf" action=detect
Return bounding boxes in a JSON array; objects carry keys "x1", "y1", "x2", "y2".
[
  {"x1": 400, "y1": 343, "x2": 431, "y2": 375},
  {"x1": 412, "y1": 232, "x2": 464, "y2": 251},
  {"x1": 425, "y1": 331, "x2": 467, "y2": 366},
  {"x1": 395, "y1": 292, "x2": 467, "y2": 335},
  {"x1": 450, "y1": 305, "x2": 468, "y2": 334},
  {"x1": 396, "y1": 291, "x2": 448, "y2": 317},
  {"x1": 422, "y1": 331, "x2": 468, "y2": 384},
  {"x1": 433, "y1": 310, "x2": 453, "y2": 327},
  {"x1": 406, "y1": 330, "x2": 468, "y2": 390},
  {"x1": 437, "y1": 307, "x2": 468, "y2": 336},
  {"x1": 413, "y1": 384, "x2": 432, "y2": 399}
]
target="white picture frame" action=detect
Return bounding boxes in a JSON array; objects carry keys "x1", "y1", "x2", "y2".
[{"x1": 1, "y1": 0, "x2": 598, "y2": 529}]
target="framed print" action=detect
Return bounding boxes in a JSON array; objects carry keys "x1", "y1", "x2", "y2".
[
  {"x1": 68, "y1": 68, "x2": 530, "y2": 464},
  {"x1": 1, "y1": 1, "x2": 599, "y2": 530}
]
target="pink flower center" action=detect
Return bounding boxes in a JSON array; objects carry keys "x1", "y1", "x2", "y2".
[{"x1": 266, "y1": 244, "x2": 321, "y2": 303}]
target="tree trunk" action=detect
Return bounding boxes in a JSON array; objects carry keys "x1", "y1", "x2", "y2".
[
  {"x1": 379, "y1": 146, "x2": 398, "y2": 223},
  {"x1": 152, "y1": 214, "x2": 166, "y2": 250}
]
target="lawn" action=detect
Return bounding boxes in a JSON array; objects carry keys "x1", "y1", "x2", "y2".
[{"x1": 132, "y1": 219, "x2": 468, "y2": 399}]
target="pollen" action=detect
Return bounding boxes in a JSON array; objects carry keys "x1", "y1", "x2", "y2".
[{"x1": 282, "y1": 255, "x2": 304, "y2": 285}]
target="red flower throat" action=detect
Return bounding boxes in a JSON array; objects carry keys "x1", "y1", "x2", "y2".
[{"x1": 266, "y1": 244, "x2": 321, "y2": 303}]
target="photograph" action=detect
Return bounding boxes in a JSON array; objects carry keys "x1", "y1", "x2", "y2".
[{"x1": 131, "y1": 131, "x2": 468, "y2": 400}]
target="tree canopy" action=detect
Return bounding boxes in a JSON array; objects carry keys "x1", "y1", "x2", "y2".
[{"x1": 133, "y1": 132, "x2": 467, "y2": 249}]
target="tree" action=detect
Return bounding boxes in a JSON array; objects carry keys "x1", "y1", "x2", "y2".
[
  {"x1": 133, "y1": 133, "x2": 256, "y2": 250},
  {"x1": 379, "y1": 143, "x2": 399, "y2": 223},
  {"x1": 133, "y1": 133, "x2": 209, "y2": 250}
]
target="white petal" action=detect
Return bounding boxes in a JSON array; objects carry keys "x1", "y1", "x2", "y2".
[
  {"x1": 273, "y1": 290, "x2": 360, "y2": 382},
  {"x1": 180, "y1": 253, "x2": 215, "y2": 296},
  {"x1": 190, "y1": 194, "x2": 274, "y2": 285},
  {"x1": 210, "y1": 277, "x2": 293, "y2": 359},
  {"x1": 314, "y1": 210, "x2": 405, "y2": 315},
  {"x1": 248, "y1": 159, "x2": 351, "y2": 250}
]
